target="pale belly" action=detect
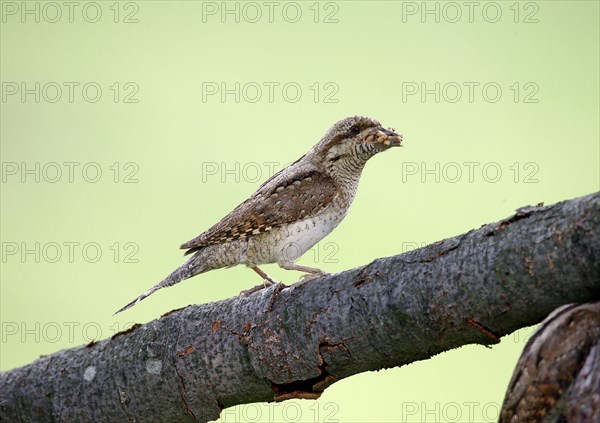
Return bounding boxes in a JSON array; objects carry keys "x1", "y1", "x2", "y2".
[{"x1": 246, "y1": 208, "x2": 346, "y2": 265}]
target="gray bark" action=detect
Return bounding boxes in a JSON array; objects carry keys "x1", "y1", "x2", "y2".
[{"x1": 1, "y1": 192, "x2": 599, "y2": 423}]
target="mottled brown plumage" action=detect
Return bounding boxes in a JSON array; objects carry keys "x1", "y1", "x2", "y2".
[
  {"x1": 181, "y1": 170, "x2": 337, "y2": 253},
  {"x1": 499, "y1": 302, "x2": 600, "y2": 423},
  {"x1": 115, "y1": 116, "x2": 402, "y2": 314}
]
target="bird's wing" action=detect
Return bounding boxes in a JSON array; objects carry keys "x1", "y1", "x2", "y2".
[{"x1": 180, "y1": 168, "x2": 337, "y2": 253}]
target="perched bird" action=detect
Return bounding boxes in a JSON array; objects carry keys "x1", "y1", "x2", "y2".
[
  {"x1": 499, "y1": 302, "x2": 600, "y2": 423},
  {"x1": 115, "y1": 116, "x2": 403, "y2": 314}
]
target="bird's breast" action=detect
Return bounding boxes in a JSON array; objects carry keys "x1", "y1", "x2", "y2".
[{"x1": 247, "y1": 206, "x2": 348, "y2": 265}]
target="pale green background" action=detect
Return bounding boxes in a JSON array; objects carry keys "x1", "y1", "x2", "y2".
[{"x1": 1, "y1": 1, "x2": 598, "y2": 422}]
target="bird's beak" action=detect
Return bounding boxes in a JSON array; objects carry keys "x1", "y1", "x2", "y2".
[{"x1": 365, "y1": 127, "x2": 403, "y2": 148}]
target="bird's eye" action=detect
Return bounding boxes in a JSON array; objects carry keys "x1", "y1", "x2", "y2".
[{"x1": 350, "y1": 125, "x2": 360, "y2": 134}]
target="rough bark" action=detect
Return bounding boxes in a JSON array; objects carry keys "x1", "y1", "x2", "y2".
[
  {"x1": 1, "y1": 192, "x2": 599, "y2": 423},
  {"x1": 499, "y1": 301, "x2": 600, "y2": 422}
]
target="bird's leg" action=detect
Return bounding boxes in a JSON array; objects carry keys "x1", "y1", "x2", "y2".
[
  {"x1": 251, "y1": 265, "x2": 277, "y2": 287},
  {"x1": 240, "y1": 265, "x2": 279, "y2": 296},
  {"x1": 278, "y1": 261, "x2": 329, "y2": 282}
]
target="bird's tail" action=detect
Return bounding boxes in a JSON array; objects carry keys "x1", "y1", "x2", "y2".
[{"x1": 113, "y1": 254, "x2": 205, "y2": 315}]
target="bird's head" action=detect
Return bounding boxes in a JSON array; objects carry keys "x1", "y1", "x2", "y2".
[{"x1": 309, "y1": 116, "x2": 403, "y2": 173}]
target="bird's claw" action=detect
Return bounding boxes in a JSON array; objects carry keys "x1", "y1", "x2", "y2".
[
  {"x1": 240, "y1": 284, "x2": 265, "y2": 296},
  {"x1": 298, "y1": 271, "x2": 329, "y2": 283},
  {"x1": 263, "y1": 277, "x2": 277, "y2": 287},
  {"x1": 240, "y1": 278, "x2": 279, "y2": 296}
]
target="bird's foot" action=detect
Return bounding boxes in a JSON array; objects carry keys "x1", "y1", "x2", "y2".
[
  {"x1": 297, "y1": 270, "x2": 329, "y2": 284},
  {"x1": 239, "y1": 284, "x2": 266, "y2": 296},
  {"x1": 263, "y1": 276, "x2": 277, "y2": 287},
  {"x1": 276, "y1": 261, "x2": 329, "y2": 286},
  {"x1": 240, "y1": 277, "x2": 280, "y2": 296}
]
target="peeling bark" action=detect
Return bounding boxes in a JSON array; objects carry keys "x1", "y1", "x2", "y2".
[{"x1": 1, "y1": 192, "x2": 599, "y2": 423}]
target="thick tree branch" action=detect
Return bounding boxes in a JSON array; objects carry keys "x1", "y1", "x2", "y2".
[{"x1": 1, "y1": 192, "x2": 599, "y2": 423}]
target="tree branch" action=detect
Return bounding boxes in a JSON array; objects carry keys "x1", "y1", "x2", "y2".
[{"x1": 1, "y1": 192, "x2": 599, "y2": 423}]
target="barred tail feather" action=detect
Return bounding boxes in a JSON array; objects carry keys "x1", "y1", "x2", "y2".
[
  {"x1": 113, "y1": 285, "x2": 161, "y2": 315},
  {"x1": 113, "y1": 255, "x2": 205, "y2": 315}
]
